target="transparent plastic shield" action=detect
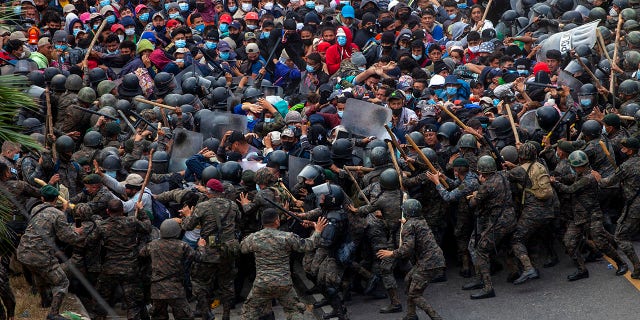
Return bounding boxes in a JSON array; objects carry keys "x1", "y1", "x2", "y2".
[
  {"x1": 341, "y1": 98, "x2": 392, "y2": 140},
  {"x1": 169, "y1": 129, "x2": 203, "y2": 172},
  {"x1": 199, "y1": 111, "x2": 248, "y2": 139},
  {"x1": 289, "y1": 157, "x2": 312, "y2": 186}
]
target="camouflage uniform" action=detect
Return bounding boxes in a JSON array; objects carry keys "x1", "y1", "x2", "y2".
[
  {"x1": 404, "y1": 171, "x2": 450, "y2": 245},
  {"x1": 468, "y1": 172, "x2": 517, "y2": 293},
  {"x1": 599, "y1": 153, "x2": 640, "y2": 273},
  {"x1": 181, "y1": 196, "x2": 241, "y2": 319},
  {"x1": 72, "y1": 146, "x2": 100, "y2": 162},
  {"x1": 240, "y1": 227, "x2": 319, "y2": 320},
  {"x1": 89, "y1": 210, "x2": 152, "y2": 320},
  {"x1": 0, "y1": 262, "x2": 15, "y2": 320},
  {"x1": 56, "y1": 93, "x2": 89, "y2": 133},
  {"x1": 391, "y1": 216, "x2": 445, "y2": 319},
  {"x1": 16, "y1": 203, "x2": 83, "y2": 318},
  {"x1": 2, "y1": 179, "x2": 40, "y2": 238},
  {"x1": 69, "y1": 186, "x2": 115, "y2": 218},
  {"x1": 552, "y1": 170, "x2": 625, "y2": 272},
  {"x1": 48, "y1": 159, "x2": 84, "y2": 198},
  {"x1": 139, "y1": 238, "x2": 206, "y2": 320},
  {"x1": 242, "y1": 187, "x2": 288, "y2": 231}
]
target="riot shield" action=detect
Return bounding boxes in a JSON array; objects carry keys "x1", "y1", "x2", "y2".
[
  {"x1": 341, "y1": 98, "x2": 392, "y2": 141},
  {"x1": 175, "y1": 66, "x2": 204, "y2": 92},
  {"x1": 518, "y1": 110, "x2": 540, "y2": 135},
  {"x1": 288, "y1": 155, "x2": 311, "y2": 187},
  {"x1": 557, "y1": 70, "x2": 583, "y2": 101},
  {"x1": 239, "y1": 160, "x2": 267, "y2": 172},
  {"x1": 199, "y1": 111, "x2": 248, "y2": 139},
  {"x1": 169, "y1": 128, "x2": 203, "y2": 173},
  {"x1": 536, "y1": 20, "x2": 599, "y2": 62}
]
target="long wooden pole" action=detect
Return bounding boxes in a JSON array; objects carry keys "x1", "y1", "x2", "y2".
[
  {"x1": 610, "y1": 17, "x2": 624, "y2": 106},
  {"x1": 44, "y1": 86, "x2": 57, "y2": 160},
  {"x1": 344, "y1": 168, "x2": 370, "y2": 205},
  {"x1": 135, "y1": 123, "x2": 161, "y2": 218},
  {"x1": 134, "y1": 97, "x2": 178, "y2": 111},
  {"x1": 503, "y1": 102, "x2": 521, "y2": 145},
  {"x1": 405, "y1": 134, "x2": 449, "y2": 188}
]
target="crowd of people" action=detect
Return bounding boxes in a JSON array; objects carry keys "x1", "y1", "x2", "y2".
[{"x1": 3, "y1": 0, "x2": 640, "y2": 319}]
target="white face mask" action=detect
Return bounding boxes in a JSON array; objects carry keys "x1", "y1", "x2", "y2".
[
  {"x1": 118, "y1": 34, "x2": 124, "y2": 42},
  {"x1": 610, "y1": 8, "x2": 618, "y2": 17},
  {"x1": 242, "y1": 3, "x2": 253, "y2": 11},
  {"x1": 315, "y1": 4, "x2": 324, "y2": 12},
  {"x1": 125, "y1": 28, "x2": 135, "y2": 35},
  {"x1": 263, "y1": 2, "x2": 274, "y2": 10}
]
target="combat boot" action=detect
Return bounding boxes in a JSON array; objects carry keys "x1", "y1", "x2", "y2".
[
  {"x1": 313, "y1": 297, "x2": 329, "y2": 309},
  {"x1": 379, "y1": 288, "x2": 402, "y2": 313},
  {"x1": 631, "y1": 265, "x2": 640, "y2": 279},
  {"x1": 424, "y1": 306, "x2": 443, "y2": 320},
  {"x1": 567, "y1": 268, "x2": 589, "y2": 281},
  {"x1": 47, "y1": 292, "x2": 66, "y2": 319},
  {"x1": 403, "y1": 300, "x2": 417, "y2": 320},
  {"x1": 513, "y1": 268, "x2": 539, "y2": 285},
  {"x1": 470, "y1": 273, "x2": 495, "y2": 300},
  {"x1": 462, "y1": 277, "x2": 483, "y2": 290},
  {"x1": 613, "y1": 258, "x2": 629, "y2": 276}
]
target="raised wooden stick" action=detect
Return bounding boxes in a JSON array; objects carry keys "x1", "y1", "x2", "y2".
[
  {"x1": 34, "y1": 178, "x2": 75, "y2": 209},
  {"x1": 344, "y1": 168, "x2": 370, "y2": 205},
  {"x1": 134, "y1": 97, "x2": 178, "y2": 111},
  {"x1": 502, "y1": 101, "x2": 521, "y2": 145},
  {"x1": 405, "y1": 134, "x2": 448, "y2": 188},
  {"x1": 610, "y1": 16, "x2": 624, "y2": 102}
]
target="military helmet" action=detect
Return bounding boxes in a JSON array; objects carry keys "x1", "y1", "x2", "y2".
[
  {"x1": 490, "y1": 116, "x2": 511, "y2": 135},
  {"x1": 131, "y1": 159, "x2": 149, "y2": 172},
  {"x1": 164, "y1": 94, "x2": 182, "y2": 107},
  {"x1": 88, "y1": 68, "x2": 107, "y2": 87},
  {"x1": 501, "y1": 9, "x2": 518, "y2": 22},
  {"x1": 420, "y1": 147, "x2": 437, "y2": 163},
  {"x1": 331, "y1": 138, "x2": 353, "y2": 160},
  {"x1": 458, "y1": 134, "x2": 477, "y2": 149},
  {"x1": 623, "y1": 51, "x2": 640, "y2": 71},
  {"x1": 437, "y1": 122, "x2": 461, "y2": 144},
  {"x1": 579, "y1": 83, "x2": 597, "y2": 96},
  {"x1": 561, "y1": 10, "x2": 582, "y2": 23},
  {"x1": 43, "y1": 67, "x2": 61, "y2": 83},
  {"x1": 477, "y1": 155, "x2": 497, "y2": 174},
  {"x1": 568, "y1": 150, "x2": 589, "y2": 167},
  {"x1": 160, "y1": 219, "x2": 182, "y2": 239},
  {"x1": 518, "y1": 142, "x2": 538, "y2": 161},
  {"x1": 625, "y1": 19, "x2": 640, "y2": 32},
  {"x1": 311, "y1": 145, "x2": 333, "y2": 167},
  {"x1": 118, "y1": 74, "x2": 143, "y2": 97},
  {"x1": 27, "y1": 70, "x2": 45, "y2": 87},
  {"x1": 270, "y1": 150, "x2": 288, "y2": 170},
  {"x1": 581, "y1": 119, "x2": 602, "y2": 138},
  {"x1": 598, "y1": 27, "x2": 613, "y2": 41},
  {"x1": 255, "y1": 167, "x2": 277, "y2": 186},
  {"x1": 22, "y1": 118, "x2": 42, "y2": 134},
  {"x1": 154, "y1": 72, "x2": 176, "y2": 97},
  {"x1": 500, "y1": 145, "x2": 518, "y2": 163},
  {"x1": 83, "y1": 131, "x2": 102, "y2": 148},
  {"x1": 402, "y1": 198, "x2": 422, "y2": 218},
  {"x1": 55, "y1": 135, "x2": 75, "y2": 154},
  {"x1": 298, "y1": 164, "x2": 326, "y2": 185},
  {"x1": 73, "y1": 203, "x2": 92, "y2": 221},
  {"x1": 366, "y1": 139, "x2": 387, "y2": 150},
  {"x1": 621, "y1": 103, "x2": 640, "y2": 116},
  {"x1": 588, "y1": 7, "x2": 607, "y2": 21},
  {"x1": 115, "y1": 99, "x2": 132, "y2": 111},
  {"x1": 619, "y1": 79, "x2": 638, "y2": 95},
  {"x1": 628, "y1": 31, "x2": 640, "y2": 47},
  {"x1": 219, "y1": 161, "x2": 243, "y2": 184},
  {"x1": 203, "y1": 137, "x2": 221, "y2": 152},
  {"x1": 78, "y1": 87, "x2": 97, "y2": 104},
  {"x1": 201, "y1": 165, "x2": 220, "y2": 184},
  {"x1": 97, "y1": 80, "x2": 117, "y2": 97},
  {"x1": 242, "y1": 87, "x2": 263, "y2": 103},
  {"x1": 99, "y1": 93, "x2": 117, "y2": 107},
  {"x1": 181, "y1": 77, "x2": 200, "y2": 95},
  {"x1": 536, "y1": 106, "x2": 560, "y2": 131},
  {"x1": 380, "y1": 168, "x2": 400, "y2": 190},
  {"x1": 408, "y1": 131, "x2": 426, "y2": 147},
  {"x1": 51, "y1": 74, "x2": 67, "y2": 92},
  {"x1": 614, "y1": 0, "x2": 629, "y2": 9},
  {"x1": 65, "y1": 74, "x2": 83, "y2": 91},
  {"x1": 152, "y1": 151, "x2": 169, "y2": 163},
  {"x1": 101, "y1": 154, "x2": 122, "y2": 171},
  {"x1": 621, "y1": 8, "x2": 637, "y2": 21},
  {"x1": 556, "y1": 0, "x2": 575, "y2": 11},
  {"x1": 212, "y1": 87, "x2": 229, "y2": 104},
  {"x1": 370, "y1": 146, "x2": 390, "y2": 166}
]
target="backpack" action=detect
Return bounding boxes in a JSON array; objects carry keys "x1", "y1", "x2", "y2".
[
  {"x1": 521, "y1": 162, "x2": 554, "y2": 201},
  {"x1": 145, "y1": 192, "x2": 172, "y2": 228}
]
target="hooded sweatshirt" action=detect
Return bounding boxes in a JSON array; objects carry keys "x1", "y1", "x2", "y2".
[{"x1": 325, "y1": 26, "x2": 360, "y2": 75}]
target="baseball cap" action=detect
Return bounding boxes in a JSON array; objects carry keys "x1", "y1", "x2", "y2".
[
  {"x1": 10, "y1": 31, "x2": 27, "y2": 42},
  {"x1": 63, "y1": 4, "x2": 76, "y2": 14},
  {"x1": 37, "y1": 37, "x2": 50, "y2": 47},
  {"x1": 218, "y1": 40, "x2": 232, "y2": 52},
  {"x1": 229, "y1": 21, "x2": 241, "y2": 29},
  {"x1": 135, "y1": 4, "x2": 149, "y2": 14},
  {"x1": 167, "y1": 19, "x2": 180, "y2": 28},
  {"x1": 388, "y1": 90, "x2": 405, "y2": 100},
  {"x1": 220, "y1": 14, "x2": 233, "y2": 24},
  {"x1": 245, "y1": 43, "x2": 260, "y2": 53},
  {"x1": 110, "y1": 24, "x2": 125, "y2": 33},
  {"x1": 122, "y1": 174, "x2": 143, "y2": 188},
  {"x1": 282, "y1": 128, "x2": 295, "y2": 137},
  {"x1": 244, "y1": 32, "x2": 257, "y2": 40},
  {"x1": 206, "y1": 178, "x2": 224, "y2": 192}
]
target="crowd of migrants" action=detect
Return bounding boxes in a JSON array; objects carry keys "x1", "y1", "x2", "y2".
[{"x1": 3, "y1": 0, "x2": 640, "y2": 319}]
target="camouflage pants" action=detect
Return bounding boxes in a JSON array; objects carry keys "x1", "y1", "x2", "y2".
[
  {"x1": 303, "y1": 247, "x2": 327, "y2": 279},
  {"x1": 615, "y1": 214, "x2": 640, "y2": 266},
  {"x1": 405, "y1": 267, "x2": 442, "y2": 316},
  {"x1": 564, "y1": 221, "x2": 588, "y2": 269},
  {"x1": 589, "y1": 219, "x2": 622, "y2": 262},
  {"x1": 24, "y1": 262, "x2": 69, "y2": 295},
  {"x1": 94, "y1": 273, "x2": 145, "y2": 320},
  {"x1": 317, "y1": 255, "x2": 345, "y2": 291},
  {"x1": 511, "y1": 215, "x2": 554, "y2": 263},
  {"x1": 469, "y1": 216, "x2": 516, "y2": 277},
  {"x1": 191, "y1": 257, "x2": 236, "y2": 316},
  {"x1": 151, "y1": 298, "x2": 193, "y2": 320},
  {"x1": 366, "y1": 216, "x2": 397, "y2": 289},
  {"x1": 241, "y1": 284, "x2": 306, "y2": 320},
  {"x1": 454, "y1": 208, "x2": 474, "y2": 259}
]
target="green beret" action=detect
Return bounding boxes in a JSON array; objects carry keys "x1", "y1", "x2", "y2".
[
  {"x1": 241, "y1": 170, "x2": 256, "y2": 184},
  {"x1": 83, "y1": 173, "x2": 102, "y2": 185},
  {"x1": 40, "y1": 185, "x2": 59, "y2": 198},
  {"x1": 76, "y1": 156, "x2": 90, "y2": 166},
  {"x1": 452, "y1": 157, "x2": 469, "y2": 167},
  {"x1": 557, "y1": 141, "x2": 575, "y2": 153},
  {"x1": 621, "y1": 137, "x2": 640, "y2": 150},
  {"x1": 603, "y1": 114, "x2": 621, "y2": 128}
]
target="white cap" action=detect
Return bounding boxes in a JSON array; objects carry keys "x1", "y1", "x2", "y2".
[{"x1": 428, "y1": 75, "x2": 445, "y2": 87}]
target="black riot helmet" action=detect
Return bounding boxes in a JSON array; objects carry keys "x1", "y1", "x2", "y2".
[
  {"x1": 331, "y1": 138, "x2": 353, "y2": 160},
  {"x1": 201, "y1": 165, "x2": 220, "y2": 184},
  {"x1": 311, "y1": 145, "x2": 333, "y2": 167},
  {"x1": 152, "y1": 151, "x2": 170, "y2": 174},
  {"x1": 270, "y1": 150, "x2": 288, "y2": 170},
  {"x1": 219, "y1": 161, "x2": 243, "y2": 184},
  {"x1": 313, "y1": 183, "x2": 345, "y2": 210},
  {"x1": 379, "y1": 168, "x2": 400, "y2": 190},
  {"x1": 581, "y1": 119, "x2": 602, "y2": 139},
  {"x1": 535, "y1": 106, "x2": 560, "y2": 131}
]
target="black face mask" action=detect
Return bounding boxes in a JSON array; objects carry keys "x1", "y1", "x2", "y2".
[
  {"x1": 196, "y1": 3, "x2": 206, "y2": 10},
  {"x1": 230, "y1": 33, "x2": 240, "y2": 41},
  {"x1": 282, "y1": 141, "x2": 295, "y2": 150},
  {"x1": 382, "y1": 45, "x2": 392, "y2": 51},
  {"x1": 302, "y1": 38, "x2": 313, "y2": 46},
  {"x1": 392, "y1": 107, "x2": 403, "y2": 116},
  {"x1": 399, "y1": 12, "x2": 410, "y2": 20}
]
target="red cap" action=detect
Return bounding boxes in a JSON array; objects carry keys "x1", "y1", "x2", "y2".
[
  {"x1": 110, "y1": 24, "x2": 125, "y2": 33},
  {"x1": 219, "y1": 14, "x2": 232, "y2": 24},
  {"x1": 533, "y1": 62, "x2": 550, "y2": 75},
  {"x1": 245, "y1": 12, "x2": 259, "y2": 20},
  {"x1": 317, "y1": 41, "x2": 331, "y2": 53},
  {"x1": 135, "y1": 4, "x2": 148, "y2": 14},
  {"x1": 167, "y1": 19, "x2": 180, "y2": 28},
  {"x1": 206, "y1": 179, "x2": 224, "y2": 192}
]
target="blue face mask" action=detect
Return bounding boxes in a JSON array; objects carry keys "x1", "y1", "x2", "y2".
[
  {"x1": 106, "y1": 15, "x2": 116, "y2": 24},
  {"x1": 139, "y1": 12, "x2": 150, "y2": 22},
  {"x1": 264, "y1": 117, "x2": 274, "y2": 123},
  {"x1": 580, "y1": 99, "x2": 592, "y2": 107},
  {"x1": 12, "y1": 153, "x2": 20, "y2": 161},
  {"x1": 493, "y1": 98, "x2": 500, "y2": 106},
  {"x1": 446, "y1": 86, "x2": 457, "y2": 95},
  {"x1": 306, "y1": 1, "x2": 315, "y2": 9},
  {"x1": 93, "y1": 24, "x2": 100, "y2": 30},
  {"x1": 457, "y1": 3, "x2": 467, "y2": 9},
  {"x1": 73, "y1": 28, "x2": 82, "y2": 37},
  {"x1": 261, "y1": 31, "x2": 270, "y2": 39},
  {"x1": 219, "y1": 23, "x2": 229, "y2": 32},
  {"x1": 517, "y1": 69, "x2": 529, "y2": 76},
  {"x1": 449, "y1": 14, "x2": 456, "y2": 20},
  {"x1": 169, "y1": 12, "x2": 180, "y2": 19},
  {"x1": 219, "y1": 51, "x2": 230, "y2": 60},
  {"x1": 247, "y1": 115, "x2": 255, "y2": 121},
  {"x1": 205, "y1": 41, "x2": 217, "y2": 49},
  {"x1": 228, "y1": 5, "x2": 237, "y2": 12},
  {"x1": 175, "y1": 39, "x2": 186, "y2": 48},
  {"x1": 13, "y1": 6, "x2": 21, "y2": 15},
  {"x1": 338, "y1": 111, "x2": 344, "y2": 118},
  {"x1": 106, "y1": 170, "x2": 117, "y2": 178},
  {"x1": 100, "y1": 0, "x2": 110, "y2": 7},
  {"x1": 412, "y1": 54, "x2": 421, "y2": 60},
  {"x1": 256, "y1": 184, "x2": 261, "y2": 191},
  {"x1": 55, "y1": 44, "x2": 68, "y2": 51},
  {"x1": 107, "y1": 49, "x2": 119, "y2": 54},
  {"x1": 434, "y1": 89, "x2": 443, "y2": 97},
  {"x1": 337, "y1": 35, "x2": 347, "y2": 46},
  {"x1": 164, "y1": 3, "x2": 170, "y2": 10},
  {"x1": 306, "y1": 64, "x2": 315, "y2": 72},
  {"x1": 247, "y1": 24, "x2": 258, "y2": 31},
  {"x1": 195, "y1": 24, "x2": 205, "y2": 33},
  {"x1": 387, "y1": 121, "x2": 393, "y2": 128},
  {"x1": 179, "y1": 2, "x2": 189, "y2": 11},
  {"x1": 427, "y1": 98, "x2": 436, "y2": 104}
]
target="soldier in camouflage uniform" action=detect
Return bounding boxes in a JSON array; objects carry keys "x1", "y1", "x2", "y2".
[
  {"x1": 464, "y1": 156, "x2": 517, "y2": 299},
  {"x1": 180, "y1": 178, "x2": 241, "y2": 320},
  {"x1": 377, "y1": 199, "x2": 445, "y2": 320},
  {"x1": 17, "y1": 185, "x2": 83, "y2": 320},
  {"x1": 602, "y1": 114, "x2": 630, "y2": 166},
  {"x1": 240, "y1": 209, "x2": 326, "y2": 320},
  {"x1": 0, "y1": 162, "x2": 41, "y2": 237},
  {"x1": 551, "y1": 150, "x2": 628, "y2": 281},
  {"x1": 89, "y1": 199, "x2": 151, "y2": 320},
  {"x1": 48, "y1": 136, "x2": 85, "y2": 198},
  {"x1": 139, "y1": 219, "x2": 206, "y2": 320},
  {"x1": 69, "y1": 174, "x2": 115, "y2": 218},
  {"x1": 424, "y1": 157, "x2": 479, "y2": 278},
  {"x1": 595, "y1": 137, "x2": 640, "y2": 279},
  {"x1": 241, "y1": 168, "x2": 291, "y2": 231}
]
